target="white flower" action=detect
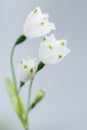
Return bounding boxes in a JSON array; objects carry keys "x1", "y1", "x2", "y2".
[
  {"x1": 23, "y1": 7, "x2": 55, "y2": 38},
  {"x1": 18, "y1": 57, "x2": 37, "y2": 82},
  {"x1": 39, "y1": 35, "x2": 71, "y2": 64}
]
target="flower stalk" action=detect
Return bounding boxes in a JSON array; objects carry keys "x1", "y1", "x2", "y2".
[
  {"x1": 10, "y1": 44, "x2": 17, "y2": 90},
  {"x1": 10, "y1": 40, "x2": 45, "y2": 130},
  {"x1": 10, "y1": 35, "x2": 27, "y2": 90}
]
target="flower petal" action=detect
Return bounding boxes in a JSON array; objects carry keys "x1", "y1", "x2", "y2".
[
  {"x1": 39, "y1": 35, "x2": 71, "y2": 64},
  {"x1": 18, "y1": 57, "x2": 37, "y2": 82},
  {"x1": 23, "y1": 7, "x2": 56, "y2": 38}
]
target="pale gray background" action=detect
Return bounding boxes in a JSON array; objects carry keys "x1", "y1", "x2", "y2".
[{"x1": 0, "y1": 0, "x2": 87, "y2": 130}]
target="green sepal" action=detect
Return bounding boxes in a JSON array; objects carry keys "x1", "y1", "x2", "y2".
[
  {"x1": 20, "y1": 81, "x2": 25, "y2": 87},
  {"x1": 6, "y1": 77, "x2": 28, "y2": 128},
  {"x1": 37, "y1": 62, "x2": 45, "y2": 72},
  {"x1": 15, "y1": 35, "x2": 27, "y2": 45},
  {"x1": 30, "y1": 102, "x2": 36, "y2": 109}
]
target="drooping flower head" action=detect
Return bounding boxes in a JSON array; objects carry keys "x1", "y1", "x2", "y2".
[
  {"x1": 18, "y1": 57, "x2": 37, "y2": 82},
  {"x1": 39, "y1": 34, "x2": 71, "y2": 64},
  {"x1": 23, "y1": 7, "x2": 55, "y2": 38}
]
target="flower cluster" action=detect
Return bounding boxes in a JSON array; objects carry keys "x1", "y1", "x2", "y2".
[
  {"x1": 6, "y1": 6, "x2": 71, "y2": 130},
  {"x1": 18, "y1": 7, "x2": 71, "y2": 82}
]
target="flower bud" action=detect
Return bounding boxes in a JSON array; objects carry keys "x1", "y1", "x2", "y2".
[
  {"x1": 31, "y1": 89, "x2": 45, "y2": 109},
  {"x1": 34, "y1": 89, "x2": 45, "y2": 103},
  {"x1": 18, "y1": 57, "x2": 37, "y2": 82}
]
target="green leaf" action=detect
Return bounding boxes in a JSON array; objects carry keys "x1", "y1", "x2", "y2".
[{"x1": 6, "y1": 77, "x2": 28, "y2": 128}]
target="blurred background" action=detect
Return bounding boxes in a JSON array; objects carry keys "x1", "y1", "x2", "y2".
[{"x1": 0, "y1": 0, "x2": 87, "y2": 130}]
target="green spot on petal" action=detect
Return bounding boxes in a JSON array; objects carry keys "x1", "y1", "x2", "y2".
[
  {"x1": 24, "y1": 65, "x2": 27, "y2": 69},
  {"x1": 30, "y1": 68, "x2": 33, "y2": 73},
  {"x1": 58, "y1": 54, "x2": 62, "y2": 59},
  {"x1": 61, "y1": 42, "x2": 65, "y2": 46},
  {"x1": 42, "y1": 37, "x2": 46, "y2": 42},
  {"x1": 48, "y1": 45, "x2": 53, "y2": 50},
  {"x1": 34, "y1": 9, "x2": 38, "y2": 14},
  {"x1": 40, "y1": 22, "x2": 45, "y2": 26},
  {"x1": 43, "y1": 17, "x2": 47, "y2": 20}
]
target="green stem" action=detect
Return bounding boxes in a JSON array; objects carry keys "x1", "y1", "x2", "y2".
[
  {"x1": 10, "y1": 43, "x2": 17, "y2": 89},
  {"x1": 25, "y1": 128, "x2": 28, "y2": 130},
  {"x1": 26, "y1": 78, "x2": 34, "y2": 130},
  {"x1": 17, "y1": 86, "x2": 22, "y2": 94},
  {"x1": 10, "y1": 35, "x2": 26, "y2": 91},
  {"x1": 27, "y1": 78, "x2": 34, "y2": 112}
]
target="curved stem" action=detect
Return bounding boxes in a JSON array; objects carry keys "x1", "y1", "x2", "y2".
[
  {"x1": 10, "y1": 35, "x2": 26, "y2": 91},
  {"x1": 10, "y1": 43, "x2": 17, "y2": 90}
]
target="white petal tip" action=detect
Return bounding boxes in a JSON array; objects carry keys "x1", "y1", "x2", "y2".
[{"x1": 51, "y1": 23, "x2": 56, "y2": 30}]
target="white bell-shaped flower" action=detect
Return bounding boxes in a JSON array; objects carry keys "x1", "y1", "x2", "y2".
[
  {"x1": 23, "y1": 7, "x2": 55, "y2": 38},
  {"x1": 39, "y1": 35, "x2": 71, "y2": 64},
  {"x1": 18, "y1": 57, "x2": 37, "y2": 82}
]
